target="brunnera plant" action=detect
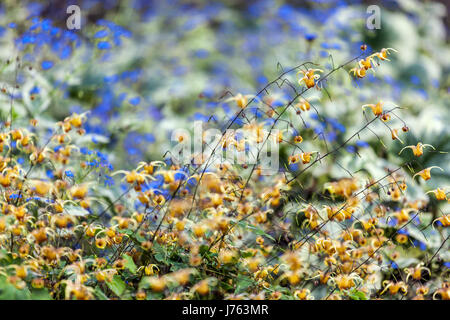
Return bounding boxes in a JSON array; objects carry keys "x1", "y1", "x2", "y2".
[{"x1": 0, "y1": 45, "x2": 448, "y2": 301}]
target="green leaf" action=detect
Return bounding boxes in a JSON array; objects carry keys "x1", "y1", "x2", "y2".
[
  {"x1": 64, "y1": 204, "x2": 90, "y2": 217},
  {"x1": 0, "y1": 277, "x2": 31, "y2": 299},
  {"x1": 94, "y1": 287, "x2": 109, "y2": 300},
  {"x1": 153, "y1": 242, "x2": 166, "y2": 263},
  {"x1": 199, "y1": 244, "x2": 210, "y2": 255},
  {"x1": 349, "y1": 290, "x2": 368, "y2": 300},
  {"x1": 238, "y1": 221, "x2": 276, "y2": 242},
  {"x1": 122, "y1": 254, "x2": 137, "y2": 273},
  {"x1": 235, "y1": 275, "x2": 253, "y2": 294},
  {"x1": 106, "y1": 275, "x2": 126, "y2": 297},
  {"x1": 30, "y1": 288, "x2": 52, "y2": 300}
]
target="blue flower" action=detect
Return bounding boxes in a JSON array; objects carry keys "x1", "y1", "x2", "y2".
[
  {"x1": 388, "y1": 218, "x2": 398, "y2": 227},
  {"x1": 346, "y1": 145, "x2": 356, "y2": 153},
  {"x1": 104, "y1": 175, "x2": 115, "y2": 187},
  {"x1": 97, "y1": 41, "x2": 111, "y2": 50},
  {"x1": 65, "y1": 170, "x2": 74, "y2": 178},
  {"x1": 174, "y1": 171, "x2": 186, "y2": 181},
  {"x1": 46, "y1": 170, "x2": 54, "y2": 179},
  {"x1": 60, "y1": 45, "x2": 72, "y2": 59},
  {"x1": 194, "y1": 49, "x2": 209, "y2": 59},
  {"x1": 356, "y1": 140, "x2": 369, "y2": 148},
  {"x1": 9, "y1": 193, "x2": 22, "y2": 200},
  {"x1": 41, "y1": 60, "x2": 54, "y2": 70},
  {"x1": 321, "y1": 42, "x2": 341, "y2": 50},
  {"x1": 305, "y1": 33, "x2": 317, "y2": 41},
  {"x1": 30, "y1": 86, "x2": 40, "y2": 95},
  {"x1": 94, "y1": 29, "x2": 109, "y2": 38},
  {"x1": 129, "y1": 96, "x2": 141, "y2": 106}
]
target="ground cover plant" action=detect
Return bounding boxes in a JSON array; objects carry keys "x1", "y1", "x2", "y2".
[{"x1": 0, "y1": 0, "x2": 448, "y2": 300}]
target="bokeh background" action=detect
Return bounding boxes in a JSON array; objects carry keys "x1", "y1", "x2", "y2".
[
  {"x1": 1, "y1": 0, "x2": 448, "y2": 179},
  {"x1": 0, "y1": 0, "x2": 449, "y2": 208}
]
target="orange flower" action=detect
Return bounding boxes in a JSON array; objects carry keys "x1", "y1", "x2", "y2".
[
  {"x1": 372, "y1": 48, "x2": 397, "y2": 61},
  {"x1": 70, "y1": 184, "x2": 88, "y2": 199},
  {"x1": 95, "y1": 238, "x2": 107, "y2": 250},
  {"x1": 362, "y1": 101, "x2": 383, "y2": 116},
  {"x1": 300, "y1": 151, "x2": 317, "y2": 164},
  {"x1": 350, "y1": 67, "x2": 367, "y2": 78},
  {"x1": 288, "y1": 154, "x2": 300, "y2": 164},
  {"x1": 391, "y1": 129, "x2": 403, "y2": 143},
  {"x1": 399, "y1": 142, "x2": 435, "y2": 157},
  {"x1": 434, "y1": 215, "x2": 450, "y2": 227},
  {"x1": 413, "y1": 166, "x2": 443, "y2": 181},
  {"x1": 426, "y1": 188, "x2": 447, "y2": 201},
  {"x1": 226, "y1": 93, "x2": 253, "y2": 109},
  {"x1": 297, "y1": 69, "x2": 323, "y2": 88},
  {"x1": 295, "y1": 100, "x2": 310, "y2": 112}
]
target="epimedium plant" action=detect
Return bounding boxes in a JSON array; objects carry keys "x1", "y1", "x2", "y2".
[{"x1": 0, "y1": 40, "x2": 448, "y2": 301}]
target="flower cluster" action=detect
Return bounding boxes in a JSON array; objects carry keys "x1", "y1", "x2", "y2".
[{"x1": 0, "y1": 49, "x2": 448, "y2": 300}]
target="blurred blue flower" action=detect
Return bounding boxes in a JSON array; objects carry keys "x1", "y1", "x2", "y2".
[
  {"x1": 41, "y1": 60, "x2": 54, "y2": 70},
  {"x1": 97, "y1": 41, "x2": 111, "y2": 50},
  {"x1": 94, "y1": 29, "x2": 109, "y2": 38}
]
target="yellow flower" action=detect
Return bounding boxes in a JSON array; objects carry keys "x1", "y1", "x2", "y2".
[
  {"x1": 226, "y1": 93, "x2": 253, "y2": 109},
  {"x1": 218, "y1": 250, "x2": 236, "y2": 264},
  {"x1": 372, "y1": 48, "x2": 397, "y2": 61},
  {"x1": 234, "y1": 93, "x2": 248, "y2": 109},
  {"x1": 300, "y1": 152, "x2": 313, "y2": 164},
  {"x1": 194, "y1": 280, "x2": 210, "y2": 296},
  {"x1": 413, "y1": 166, "x2": 443, "y2": 181},
  {"x1": 381, "y1": 113, "x2": 391, "y2": 122},
  {"x1": 288, "y1": 154, "x2": 300, "y2": 164},
  {"x1": 15, "y1": 266, "x2": 28, "y2": 279},
  {"x1": 136, "y1": 291, "x2": 146, "y2": 300},
  {"x1": 297, "y1": 69, "x2": 323, "y2": 88},
  {"x1": 399, "y1": 142, "x2": 435, "y2": 157},
  {"x1": 396, "y1": 234, "x2": 408, "y2": 244},
  {"x1": 426, "y1": 188, "x2": 447, "y2": 201},
  {"x1": 70, "y1": 184, "x2": 88, "y2": 199},
  {"x1": 434, "y1": 214, "x2": 450, "y2": 227},
  {"x1": 66, "y1": 112, "x2": 87, "y2": 128},
  {"x1": 362, "y1": 101, "x2": 383, "y2": 116},
  {"x1": 192, "y1": 224, "x2": 207, "y2": 238},
  {"x1": 148, "y1": 277, "x2": 166, "y2": 292},
  {"x1": 294, "y1": 288, "x2": 313, "y2": 300},
  {"x1": 295, "y1": 100, "x2": 310, "y2": 112},
  {"x1": 153, "y1": 194, "x2": 166, "y2": 206},
  {"x1": 391, "y1": 129, "x2": 403, "y2": 143},
  {"x1": 112, "y1": 169, "x2": 153, "y2": 185},
  {"x1": 31, "y1": 278, "x2": 45, "y2": 289},
  {"x1": 95, "y1": 271, "x2": 107, "y2": 282},
  {"x1": 95, "y1": 238, "x2": 107, "y2": 250},
  {"x1": 144, "y1": 264, "x2": 160, "y2": 276},
  {"x1": 359, "y1": 56, "x2": 375, "y2": 70},
  {"x1": 350, "y1": 66, "x2": 367, "y2": 78},
  {"x1": 405, "y1": 263, "x2": 431, "y2": 282},
  {"x1": 333, "y1": 274, "x2": 357, "y2": 290}
]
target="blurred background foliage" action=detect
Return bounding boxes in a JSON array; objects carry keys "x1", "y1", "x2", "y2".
[{"x1": 0, "y1": 0, "x2": 448, "y2": 213}]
